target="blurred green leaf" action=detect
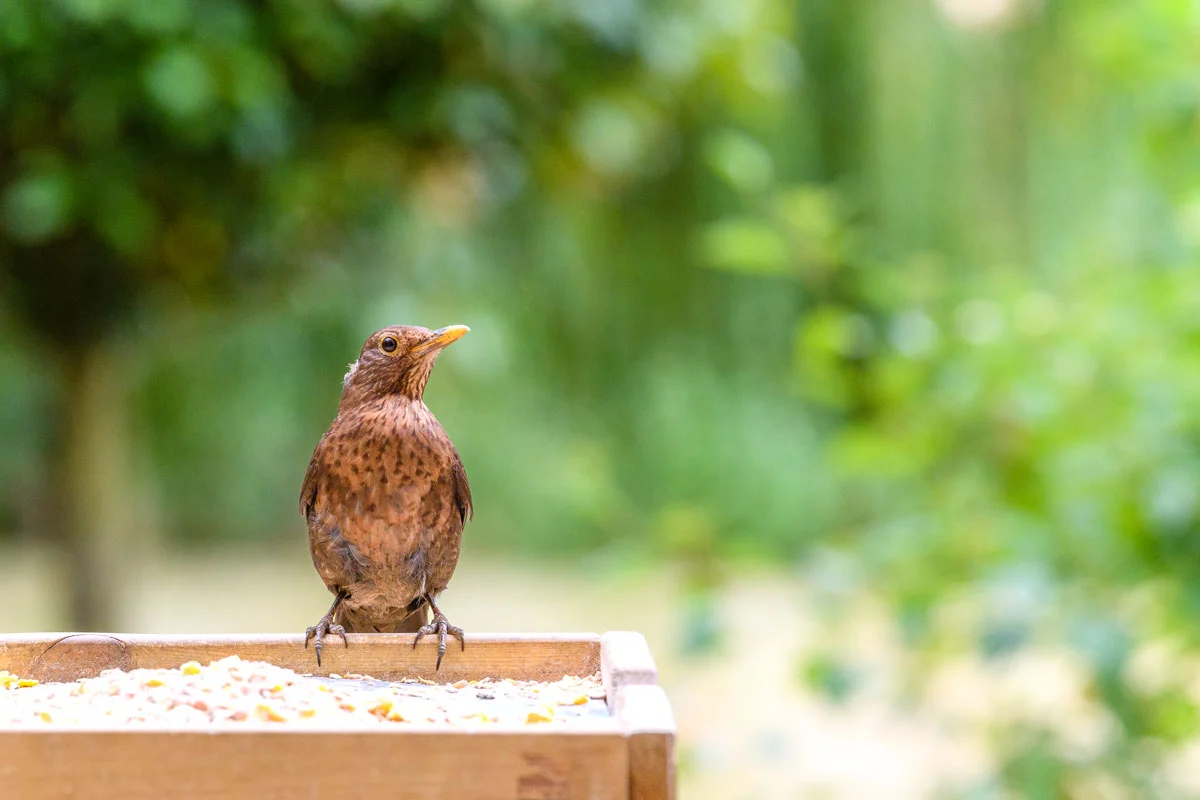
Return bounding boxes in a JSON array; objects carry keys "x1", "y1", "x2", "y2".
[
  {"x1": 143, "y1": 46, "x2": 217, "y2": 120},
  {"x1": 1, "y1": 163, "x2": 75, "y2": 243},
  {"x1": 704, "y1": 129, "x2": 774, "y2": 194},
  {"x1": 800, "y1": 654, "x2": 862, "y2": 704},
  {"x1": 700, "y1": 218, "x2": 791, "y2": 274}
]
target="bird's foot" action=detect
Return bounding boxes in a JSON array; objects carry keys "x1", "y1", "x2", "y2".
[
  {"x1": 412, "y1": 610, "x2": 464, "y2": 671},
  {"x1": 304, "y1": 614, "x2": 348, "y2": 667}
]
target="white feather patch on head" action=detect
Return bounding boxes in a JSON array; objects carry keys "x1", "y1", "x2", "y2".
[{"x1": 343, "y1": 359, "x2": 359, "y2": 387}]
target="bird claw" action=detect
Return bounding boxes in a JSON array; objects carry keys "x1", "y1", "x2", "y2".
[
  {"x1": 304, "y1": 615, "x2": 348, "y2": 668},
  {"x1": 412, "y1": 612, "x2": 464, "y2": 671}
]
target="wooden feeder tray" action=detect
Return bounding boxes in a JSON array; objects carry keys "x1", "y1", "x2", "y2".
[{"x1": 0, "y1": 631, "x2": 674, "y2": 800}]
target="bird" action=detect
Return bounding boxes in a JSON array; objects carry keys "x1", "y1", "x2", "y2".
[{"x1": 300, "y1": 324, "x2": 473, "y2": 670}]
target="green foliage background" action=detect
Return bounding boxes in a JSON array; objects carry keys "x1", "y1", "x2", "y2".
[{"x1": 3, "y1": 0, "x2": 1200, "y2": 795}]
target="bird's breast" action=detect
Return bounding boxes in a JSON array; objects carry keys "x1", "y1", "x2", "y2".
[{"x1": 313, "y1": 402, "x2": 461, "y2": 561}]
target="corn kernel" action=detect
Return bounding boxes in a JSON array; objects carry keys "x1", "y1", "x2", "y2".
[
  {"x1": 180, "y1": 662, "x2": 202, "y2": 675},
  {"x1": 525, "y1": 705, "x2": 554, "y2": 724},
  {"x1": 255, "y1": 704, "x2": 286, "y2": 722}
]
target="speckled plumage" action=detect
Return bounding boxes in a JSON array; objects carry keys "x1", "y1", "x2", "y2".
[{"x1": 301, "y1": 325, "x2": 472, "y2": 668}]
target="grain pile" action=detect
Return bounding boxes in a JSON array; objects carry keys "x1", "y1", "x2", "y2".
[{"x1": 0, "y1": 656, "x2": 608, "y2": 727}]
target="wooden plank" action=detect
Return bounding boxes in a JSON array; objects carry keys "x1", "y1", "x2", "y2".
[
  {"x1": 601, "y1": 633, "x2": 675, "y2": 800},
  {"x1": 599, "y1": 632, "x2": 659, "y2": 715},
  {"x1": 0, "y1": 729, "x2": 629, "y2": 800},
  {"x1": 0, "y1": 632, "x2": 682, "y2": 798},
  {"x1": 0, "y1": 633, "x2": 601, "y2": 683},
  {"x1": 616, "y1": 685, "x2": 676, "y2": 800}
]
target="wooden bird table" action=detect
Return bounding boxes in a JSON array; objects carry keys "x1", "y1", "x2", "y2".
[{"x1": 0, "y1": 631, "x2": 674, "y2": 800}]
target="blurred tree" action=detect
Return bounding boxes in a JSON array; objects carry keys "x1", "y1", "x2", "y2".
[
  {"x1": 0, "y1": 0, "x2": 717, "y2": 626},
  {"x1": 706, "y1": 1, "x2": 1200, "y2": 794}
]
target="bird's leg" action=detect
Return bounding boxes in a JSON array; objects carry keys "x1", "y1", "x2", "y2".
[
  {"x1": 412, "y1": 594, "x2": 464, "y2": 671},
  {"x1": 304, "y1": 590, "x2": 349, "y2": 667}
]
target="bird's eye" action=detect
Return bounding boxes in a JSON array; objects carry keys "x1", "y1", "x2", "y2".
[{"x1": 381, "y1": 336, "x2": 399, "y2": 353}]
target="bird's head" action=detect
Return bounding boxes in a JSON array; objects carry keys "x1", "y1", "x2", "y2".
[{"x1": 341, "y1": 324, "x2": 469, "y2": 403}]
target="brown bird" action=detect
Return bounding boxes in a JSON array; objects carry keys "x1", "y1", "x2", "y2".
[{"x1": 300, "y1": 324, "x2": 473, "y2": 670}]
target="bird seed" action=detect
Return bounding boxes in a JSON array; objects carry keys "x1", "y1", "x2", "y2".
[{"x1": 0, "y1": 656, "x2": 609, "y2": 727}]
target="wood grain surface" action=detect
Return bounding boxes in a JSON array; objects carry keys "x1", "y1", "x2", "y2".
[
  {"x1": 0, "y1": 632, "x2": 601, "y2": 683},
  {"x1": 0, "y1": 632, "x2": 675, "y2": 800},
  {"x1": 0, "y1": 729, "x2": 628, "y2": 800}
]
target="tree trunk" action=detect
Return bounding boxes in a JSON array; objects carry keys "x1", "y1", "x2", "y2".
[{"x1": 52, "y1": 342, "x2": 146, "y2": 631}]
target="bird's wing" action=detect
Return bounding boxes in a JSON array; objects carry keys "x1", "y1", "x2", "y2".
[
  {"x1": 301, "y1": 431, "x2": 371, "y2": 593},
  {"x1": 299, "y1": 433, "x2": 328, "y2": 516},
  {"x1": 452, "y1": 452, "x2": 473, "y2": 525}
]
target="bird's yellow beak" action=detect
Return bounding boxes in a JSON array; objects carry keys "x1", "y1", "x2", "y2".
[{"x1": 411, "y1": 324, "x2": 470, "y2": 356}]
